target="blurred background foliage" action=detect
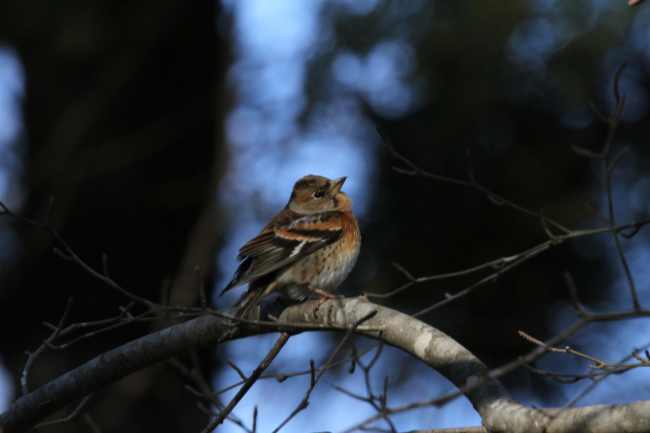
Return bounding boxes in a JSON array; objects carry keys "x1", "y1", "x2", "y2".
[{"x1": 1, "y1": 0, "x2": 650, "y2": 431}]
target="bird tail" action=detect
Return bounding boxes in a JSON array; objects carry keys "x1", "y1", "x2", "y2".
[{"x1": 236, "y1": 286, "x2": 266, "y2": 319}]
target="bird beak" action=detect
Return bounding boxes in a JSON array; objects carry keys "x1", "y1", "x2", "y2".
[{"x1": 329, "y1": 177, "x2": 347, "y2": 197}]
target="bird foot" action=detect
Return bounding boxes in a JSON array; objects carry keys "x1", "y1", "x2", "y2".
[{"x1": 308, "y1": 286, "x2": 343, "y2": 316}]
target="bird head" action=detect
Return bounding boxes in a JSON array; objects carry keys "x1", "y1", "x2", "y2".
[{"x1": 286, "y1": 175, "x2": 351, "y2": 214}]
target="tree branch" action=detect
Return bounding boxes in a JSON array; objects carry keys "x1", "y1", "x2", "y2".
[{"x1": 2, "y1": 298, "x2": 650, "y2": 433}]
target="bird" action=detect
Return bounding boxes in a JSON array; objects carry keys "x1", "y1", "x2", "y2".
[{"x1": 220, "y1": 175, "x2": 361, "y2": 319}]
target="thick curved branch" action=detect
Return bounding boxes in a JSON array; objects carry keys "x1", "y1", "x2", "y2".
[{"x1": 2, "y1": 298, "x2": 650, "y2": 433}]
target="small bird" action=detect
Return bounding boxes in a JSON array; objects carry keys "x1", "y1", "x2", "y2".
[{"x1": 220, "y1": 175, "x2": 361, "y2": 319}]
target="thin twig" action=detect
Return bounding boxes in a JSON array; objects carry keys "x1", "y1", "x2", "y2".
[
  {"x1": 520, "y1": 362, "x2": 608, "y2": 384},
  {"x1": 613, "y1": 61, "x2": 629, "y2": 104},
  {"x1": 43, "y1": 304, "x2": 150, "y2": 350},
  {"x1": 34, "y1": 395, "x2": 92, "y2": 428},
  {"x1": 228, "y1": 359, "x2": 248, "y2": 381},
  {"x1": 519, "y1": 330, "x2": 650, "y2": 369},
  {"x1": 592, "y1": 61, "x2": 640, "y2": 311},
  {"x1": 540, "y1": 209, "x2": 557, "y2": 241},
  {"x1": 168, "y1": 357, "x2": 252, "y2": 432},
  {"x1": 272, "y1": 311, "x2": 378, "y2": 433},
  {"x1": 213, "y1": 342, "x2": 381, "y2": 396},
  {"x1": 413, "y1": 241, "x2": 552, "y2": 317},
  {"x1": 370, "y1": 216, "x2": 650, "y2": 312},
  {"x1": 571, "y1": 145, "x2": 605, "y2": 161},
  {"x1": 551, "y1": 339, "x2": 650, "y2": 429},
  {"x1": 563, "y1": 272, "x2": 585, "y2": 318},
  {"x1": 22, "y1": 298, "x2": 74, "y2": 395},
  {"x1": 332, "y1": 384, "x2": 372, "y2": 402},
  {"x1": 377, "y1": 126, "x2": 571, "y2": 234},
  {"x1": 368, "y1": 256, "x2": 517, "y2": 299},
  {"x1": 377, "y1": 126, "x2": 473, "y2": 188},
  {"x1": 345, "y1": 304, "x2": 650, "y2": 432},
  {"x1": 0, "y1": 198, "x2": 204, "y2": 314},
  {"x1": 201, "y1": 332, "x2": 291, "y2": 432},
  {"x1": 195, "y1": 364, "x2": 245, "y2": 428},
  {"x1": 336, "y1": 342, "x2": 396, "y2": 432}
]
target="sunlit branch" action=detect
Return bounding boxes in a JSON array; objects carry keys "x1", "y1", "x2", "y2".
[{"x1": 341, "y1": 294, "x2": 650, "y2": 432}]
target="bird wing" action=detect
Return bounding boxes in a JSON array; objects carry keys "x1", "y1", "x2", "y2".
[{"x1": 219, "y1": 221, "x2": 342, "y2": 297}]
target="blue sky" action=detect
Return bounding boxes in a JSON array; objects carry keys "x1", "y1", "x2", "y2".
[{"x1": 0, "y1": 45, "x2": 25, "y2": 414}]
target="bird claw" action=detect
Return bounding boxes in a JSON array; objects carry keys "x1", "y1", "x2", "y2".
[{"x1": 308, "y1": 286, "x2": 343, "y2": 317}]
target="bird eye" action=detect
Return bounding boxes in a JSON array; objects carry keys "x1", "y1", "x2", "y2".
[{"x1": 313, "y1": 191, "x2": 325, "y2": 199}]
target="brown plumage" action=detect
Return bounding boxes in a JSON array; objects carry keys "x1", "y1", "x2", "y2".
[{"x1": 220, "y1": 175, "x2": 361, "y2": 319}]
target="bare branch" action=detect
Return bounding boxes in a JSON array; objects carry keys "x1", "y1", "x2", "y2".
[
  {"x1": 520, "y1": 362, "x2": 605, "y2": 384},
  {"x1": 607, "y1": 146, "x2": 631, "y2": 176},
  {"x1": 22, "y1": 298, "x2": 74, "y2": 395},
  {"x1": 539, "y1": 209, "x2": 557, "y2": 241},
  {"x1": 228, "y1": 359, "x2": 248, "y2": 381},
  {"x1": 613, "y1": 60, "x2": 629, "y2": 104},
  {"x1": 591, "y1": 62, "x2": 640, "y2": 311},
  {"x1": 0, "y1": 198, "x2": 205, "y2": 314},
  {"x1": 377, "y1": 126, "x2": 472, "y2": 189},
  {"x1": 632, "y1": 352, "x2": 650, "y2": 364},
  {"x1": 564, "y1": 272, "x2": 586, "y2": 318},
  {"x1": 214, "y1": 342, "x2": 381, "y2": 397},
  {"x1": 44, "y1": 303, "x2": 148, "y2": 350},
  {"x1": 202, "y1": 332, "x2": 291, "y2": 432},
  {"x1": 571, "y1": 145, "x2": 605, "y2": 161},
  {"x1": 413, "y1": 241, "x2": 552, "y2": 317},
  {"x1": 332, "y1": 384, "x2": 372, "y2": 403},
  {"x1": 377, "y1": 126, "x2": 571, "y2": 234},
  {"x1": 519, "y1": 331, "x2": 650, "y2": 370},
  {"x1": 4, "y1": 299, "x2": 650, "y2": 432},
  {"x1": 371, "y1": 216, "x2": 650, "y2": 305},
  {"x1": 272, "y1": 310, "x2": 378, "y2": 433},
  {"x1": 34, "y1": 395, "x2": 91, "y2": 428},
  {"x1": 368, "y1": 256, "x2": 518, "y2": 299},
  {"x1": 168, "y1": 356, "x2": 251, "y2": 432},
  {"x1": 552, "y1": 339, "x2": 650, "y2": 421},
  {"x1": 391, "y1": 262, "x2": 415, "y2": 282}
]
